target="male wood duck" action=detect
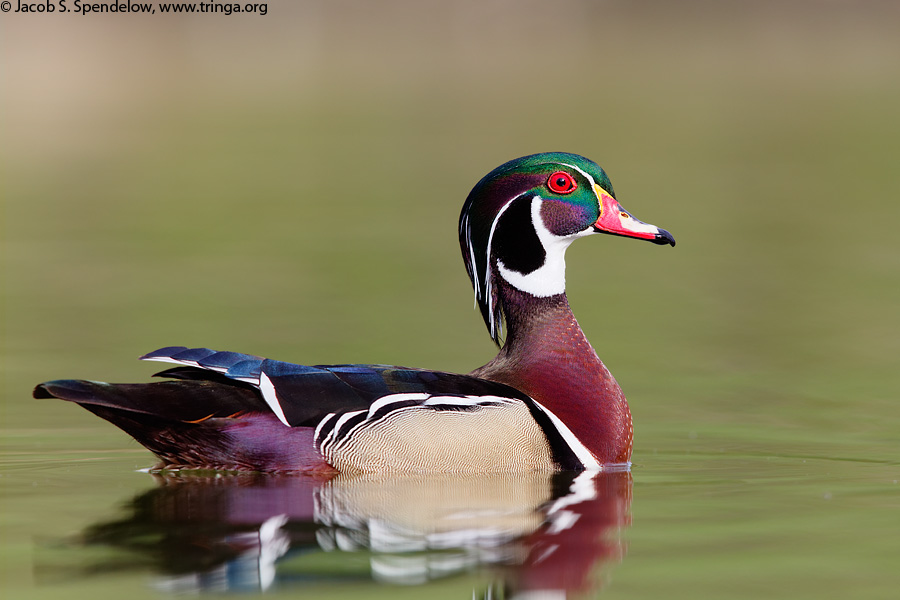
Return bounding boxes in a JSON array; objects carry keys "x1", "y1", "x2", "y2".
[{"x1": 34, "y1": 152, "x2": 675, "y2": 474}]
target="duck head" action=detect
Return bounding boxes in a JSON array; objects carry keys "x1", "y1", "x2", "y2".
[{"x1": 459, "y1": 152, "x2": 675, "y2": 344}]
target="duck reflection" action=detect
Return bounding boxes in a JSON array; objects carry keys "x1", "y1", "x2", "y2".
[{"x1": 77, "y1": 469, "x2": 631, "y2": 596}]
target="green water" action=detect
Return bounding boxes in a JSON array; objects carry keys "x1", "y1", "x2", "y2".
[{"x1": 2, "y1": 2, "x2": 899, "y2": 598}]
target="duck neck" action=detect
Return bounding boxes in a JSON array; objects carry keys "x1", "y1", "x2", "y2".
[{"x1": 471, "y1": 283, "x2": 633, "y2": 464}]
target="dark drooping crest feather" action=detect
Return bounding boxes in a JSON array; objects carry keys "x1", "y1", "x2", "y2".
[
  {"x1": 459, "y1": 155, "x2": 555, "y2": 344},
  {"x1": 459, "y1": 173, "x2": 537, "y2": 344}
]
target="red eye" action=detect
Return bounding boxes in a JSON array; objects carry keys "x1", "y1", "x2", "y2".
[{"x1": 547, "y1": 171, "x2": 577, "y2": 194}]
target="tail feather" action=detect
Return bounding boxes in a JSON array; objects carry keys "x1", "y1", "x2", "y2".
[
  {"x1": 34, "y1": 379, "x2": 268, "y2": 421},
  {"x1": 32, "y1": 379, "x2": 330, "y2": 473}
]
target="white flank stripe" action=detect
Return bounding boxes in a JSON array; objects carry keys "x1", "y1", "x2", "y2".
[
  {"x1": 321, "y1": 394, "x2": 530, "y2": 457},
  {"x1": 366, "y1": 393, "x2": 429, "y2": 418},
  {"x1": 422, "y1": 395, "x2": 514, "y2": 407},
  {"x1": 258, "y1": 372, "x2": 291, "y2": 427},
  {"x1": 319, "y1": 429, "x2": 337, "y2": 455},
  {"x1": 313, "y1": 412, "x2": 337, "y2": 448},
  {"x1": 332, "y1": 409, "x2": 366, "y2": 435},
  {"x1": 326, "y1": 409, "x2": 366, "y2": 453},
  {"x1": 530, "y1": 402, "x2": 601, "y2": 470}
]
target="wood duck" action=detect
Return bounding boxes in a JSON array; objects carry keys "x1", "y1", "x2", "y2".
[{"x1": 34, "y1": 152, "x2": 675, "y2": 474}]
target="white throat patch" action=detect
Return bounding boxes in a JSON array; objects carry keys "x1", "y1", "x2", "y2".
[{"x1": 496, "y1": 196, "x2": 589, "y2": 297}]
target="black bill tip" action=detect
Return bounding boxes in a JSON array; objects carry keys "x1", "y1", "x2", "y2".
[{"x1": 653, "y1": 228, "x2": 676, "y2": 247}]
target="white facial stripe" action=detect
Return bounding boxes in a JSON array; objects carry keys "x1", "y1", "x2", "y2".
[
  {"x1": 561, "y1": 162, "x2": 598, "y2": 190},
  {"x1": 561, "y1": 161, "x2": 612, "y2": 219},
  {"x1": 483, "y1": 192, "x2": 526, "y2": 338},
  {"x1": 493, "y1": 162, "x2": 610, "y2": 298},
  {"x1": 461, "y1": 211, "x2": 480, "y2": 299},
  {"x1": 466, "y1": 236, "x2": 478, "y2": 298},
  {"x1": 496, "y1": 196, "x2": 580, "y2": 297}
]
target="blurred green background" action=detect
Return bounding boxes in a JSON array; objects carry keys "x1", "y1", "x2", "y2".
[{"x1": 2, "y1": 1, "x2": 899, "y2": 598}]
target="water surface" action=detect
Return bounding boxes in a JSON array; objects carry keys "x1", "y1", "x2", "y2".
[{"x1": 2, "y1": 435, "x2": 896, "y2": 599}]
